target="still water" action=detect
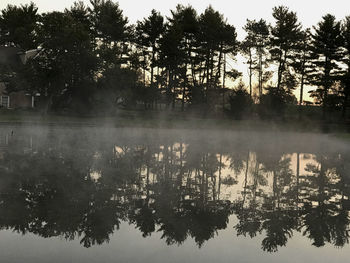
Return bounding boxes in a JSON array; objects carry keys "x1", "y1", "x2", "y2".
[{"x1": 0, "y1": 126, "x2": 349, "y2": 262}]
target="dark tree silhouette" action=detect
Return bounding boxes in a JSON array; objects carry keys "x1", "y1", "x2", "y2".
[
  {"x1": 308, "y1": 14, "x2": 343, "y2": 118},
  {"x1": 0, "y1": 2, "x2": 350, "y2": 121},
  {"x1": 228, "y1": 81, "x2": 253, "y2": 119},
  {"x1": 0, "y1": 2, "x2": 38, "y2": 50},
  {"x1": 341, "y1": 16, "x2": 350, "y2": 118},
  {"x1": 269, "y1": 6, "x2": 302, "y2": 93},
  {"x1": 242, "y1": 19, "x2": 270, "y2": 98}
]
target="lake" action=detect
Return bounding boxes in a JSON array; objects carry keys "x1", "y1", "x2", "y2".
[{"x1": 0, "y1": 126, "x2": 349, "y2": 263}]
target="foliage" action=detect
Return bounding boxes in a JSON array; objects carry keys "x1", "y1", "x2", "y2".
[
  {"x1": 0, "y1": 2, "x2": 38, "y2": 49},
  {"x1": 0, "y1": 2, "x2": 350, "y2": 120},
  {"x1": 340, "y1": 16, "x2": 350, "y2": 117},
  {"x1": 241, "y1": 19, "x2": 270, "y2": 97},
  {"x1": 259, "y1": 86, "x2": 297, "y2": 119},
  {"x1": 269, "y1": 6, "x2": 302, "y2": 92},
  {"x1": 228, "y1": 81, "x2": 253, "y2": 119},
  {"x1": 308, "y1": 14, "x2": 343, "y2": 115}
]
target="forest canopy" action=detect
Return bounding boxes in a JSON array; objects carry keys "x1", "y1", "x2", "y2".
[{"x1": 0, "y1": 1, "x2": 349, "y2": 121}]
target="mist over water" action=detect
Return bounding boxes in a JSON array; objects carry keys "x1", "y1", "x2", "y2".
[{"x1": 0, "y1": 126, "x2": 349, "y2": 262}]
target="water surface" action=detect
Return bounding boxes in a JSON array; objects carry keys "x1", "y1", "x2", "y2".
[{"x1": 0, "y1": 126, "x2": 349, "y2": 262}]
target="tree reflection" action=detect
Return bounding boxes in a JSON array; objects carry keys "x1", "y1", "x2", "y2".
[{"x1": 0, "y1": 129, "x2": 349, "y2": 252}]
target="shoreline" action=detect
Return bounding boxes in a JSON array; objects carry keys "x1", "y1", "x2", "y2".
[{"x1": 0, "y1": 115, "x2": 349, "y2": 135}]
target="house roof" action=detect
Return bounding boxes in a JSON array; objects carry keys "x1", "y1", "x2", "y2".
[
  {"x1": 0, "y1": 46, "x2": 41, "y2": 67},
  {"x1": 18, "y1": 49, "x2": 41, "y2": 64}
]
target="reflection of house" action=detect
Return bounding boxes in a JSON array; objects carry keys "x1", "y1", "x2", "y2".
[{"x1": 0, "y1": 46, "x2": 40, "y2": 109}]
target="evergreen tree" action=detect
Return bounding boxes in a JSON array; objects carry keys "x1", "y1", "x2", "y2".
[
  {"x1": 242, "y1": 19, "x2": 270, "y2": 98},
  {"x1": 228, "y1": 81, "x2": 252, "y2": 119},
  {"x1": 159, "y1": 21, "x2": 184, "y2": 109},
  {"x1": 308, "y1": 14, "x2": 343, "y2": 117},
  {"x1": 197, "y1": 6, "x2": 237, "y2": 109},
  {"x1": 135, "y1": 9, "x2": 165, "y2": 108},
  {"x1": 168, "y1": 5, "x2": 199, "y2": 111},
  {"x1": 18, "y1": 7, "x2": 98, "y2": 113},
  {"x1": 89, "y1": 0, "x2": 130, "y2": 67},
  {"x1": 0, "y1": 2, "x2": 39, "y2": 50},
  {"x1": 270, "y1": 6, "x2": 302, "y2": 93},
  {"x1": 341, "y1": 16, "x2": 350, "y2": 118},
  {"x1": 292, "y1": 29, "x2": 312, "y2": 106}
]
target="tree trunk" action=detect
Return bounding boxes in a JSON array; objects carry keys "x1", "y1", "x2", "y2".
[
  {"x1": 296, "y1": 152, "x2": 300, "y2": 211},
  {"x1": 258, "y1": 50, "x2": 263, "y2": 97},
  {"x1": 342, "y1": 88, "x2": 349, "y2": 118},
  {"x1": 150, "y1": 44, "x2": 155, "y2": 89},
  {"x1": 277, "y1": 49, "x2": 287, "y2": 91},
  {"x1": 242, "y1": 151, "x2": 250, "y2": 208},
  {"x1": 182, "y1": 54, "x2": 188, "y2": 112},
  {"x1": 323, "y1": 56, "x2": 330, "y2": 120},
  {"x1": 218, "y1": 153, "x2": 222, "y2": 200},
  {"x1": 42, "y1": 93, "x2": 53, "y2": 116},
  {"x1": 172, "y1": 73, "x2": 176, "y2": 110},
  {"x1": 249, "y1": 49, "x2": 253, "y2": 97},
  {"x1": 342, "y1": 70, "x2": 350, "y2": 119},
  {"x1": 205, "y1": 49, "x2": 210, "y2": 100},
  {"x1": 222, "y1": 53, "x2": 226, "y2": 110},
  {"x1": 215, "y1": 43, "x2": 224, "y2": 85},
  {"x1": 166, "y1": 69, "x2": 171, "y2": 109},
  {"x1": 299, "y1": 70, "x2": 305, "y2": 120}
]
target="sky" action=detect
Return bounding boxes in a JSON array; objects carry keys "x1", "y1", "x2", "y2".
[
  {"x1": 1, "y1": 0, "x2": 349, "y2": 101},
  {"x1": 1, "y1": 0, "x2": 349, "y2": 39}
]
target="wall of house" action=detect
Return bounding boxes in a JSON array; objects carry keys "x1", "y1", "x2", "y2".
[
  {"x1": 0, "y1": 82, "x2": 32, "y2": 109},
  {"x1": 0, "y1": 83, "x2": 6, "y2": 94},
  {"x1": 10, "y1": 91, "x2": 32, "y2": 108},
  {"x1": 0, "y1": 47, "x2": 40, "y2": 109},
  {"x1": 0, "y1": 82, "x2": 9, "y2": 108}
]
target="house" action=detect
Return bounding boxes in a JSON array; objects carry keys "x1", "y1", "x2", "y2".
[{"x1": 0, "y1": 46, "x2": 39, "y2": 109}]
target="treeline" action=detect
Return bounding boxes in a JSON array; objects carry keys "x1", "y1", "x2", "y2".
[{"x1": 0, "y1": 1, "x2": 350, "y2": 120}]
